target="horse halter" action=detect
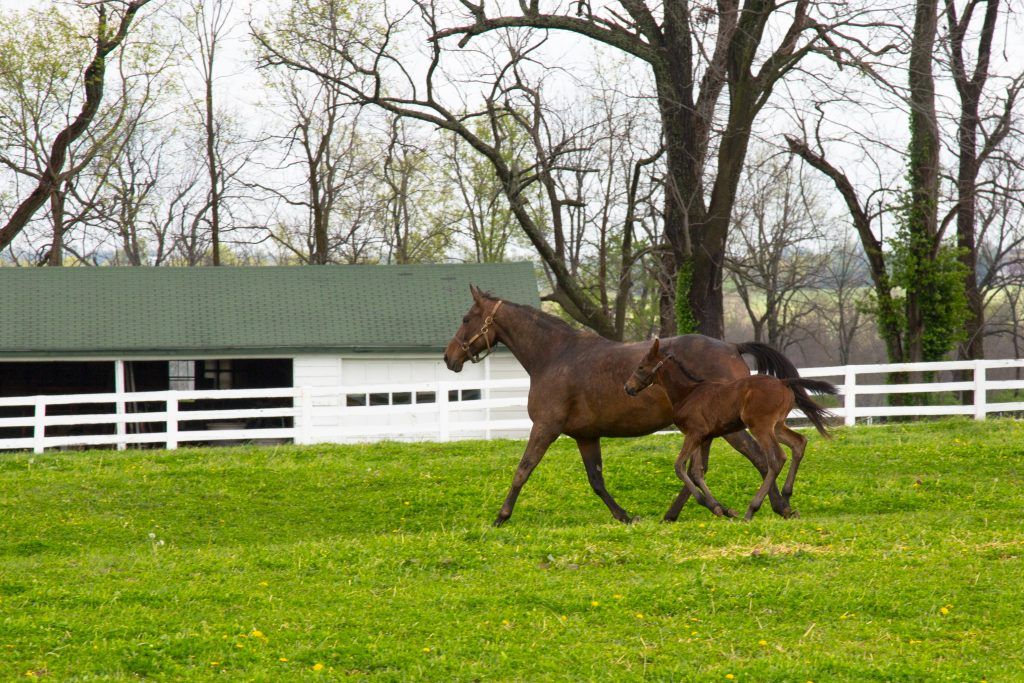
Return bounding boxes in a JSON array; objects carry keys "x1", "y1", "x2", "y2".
[{"x1": 459, "y1": 300, "x2": 503, "y2": 363}]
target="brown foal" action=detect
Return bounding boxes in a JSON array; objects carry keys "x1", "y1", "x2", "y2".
[{"x1": 624, "y1": 338, "x2": 837, "y2": 521}]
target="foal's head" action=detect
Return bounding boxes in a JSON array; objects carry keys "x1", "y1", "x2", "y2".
[
  {"x1": 624, "y1": 338, "x2": 668, "y2": 396},
  {"x1": 443, "y1": 285, "x2": 504, "y2": 373}
]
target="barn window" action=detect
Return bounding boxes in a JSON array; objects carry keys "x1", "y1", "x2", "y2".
[
  {"x1": 369, "y1": 393, "x2": 389, "y2": 406},
  {"x1": 169, "y1": 360, "x2": 195, "y2": 391},
  {"x1": 446, "y1": 388, "x2": 482, "y2": 402},
  {"x1": 202, "y1": 360, "x2": 234, "y2": 390},
  {"x1": 393, "y1": 392, "x2": 412, "y2": 405},
  {"x1": 346, "y1": 394, "x2": 366, "y2": 407},
  {"x1": 416, "y1": 391, "x2": 435, "y2": 404}
]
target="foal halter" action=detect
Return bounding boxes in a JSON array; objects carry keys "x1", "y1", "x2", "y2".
[{"x1": 459, "y1": 300, "x2": 503, "y2": 363}]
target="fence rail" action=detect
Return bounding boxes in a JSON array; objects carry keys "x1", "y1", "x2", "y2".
[{"x1": 2, "y1": 359, "x2": 1023, "y2": 453}]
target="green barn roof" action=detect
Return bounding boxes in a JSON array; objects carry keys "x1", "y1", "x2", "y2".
[{"x1": 0, "y1": 263, "x2": 540, "y2": 358}]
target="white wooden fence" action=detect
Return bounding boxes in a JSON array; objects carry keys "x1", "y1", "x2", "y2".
[{"x1": 2, "y1": 359, "x2": 1024, "y2": 453}]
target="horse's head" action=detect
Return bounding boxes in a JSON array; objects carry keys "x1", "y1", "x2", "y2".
[
  {"x1": 624, "y1": 338, "x2": 667, "y2": 396},
  {"x1": 444, "y1": 285, "x2": 503, "y2": 372}
]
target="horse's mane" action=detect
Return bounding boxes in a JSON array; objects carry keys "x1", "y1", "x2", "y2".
[{"x1": 481, "y1": 293, "x2": 592, "y2": 337}]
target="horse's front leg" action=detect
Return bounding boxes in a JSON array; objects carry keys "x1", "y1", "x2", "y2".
[
  {"x1": 577, "y1": 437, "x2": 635, "y2": 523},
  {"x1": 688, "y1": 440, "x2": 738, "y2": 518},
  {"x1": 673, "y1": 435, "x2": 728, "y2": 518},
  {"x1": 663, "y1": 439, "x2": 710, "y2": 521},
  {"x1": 722, "y1": 430, "x2": 793, "y2": 518},
  {"x1": 493, "y1": 423, "x2": 560, "y2": 527}
]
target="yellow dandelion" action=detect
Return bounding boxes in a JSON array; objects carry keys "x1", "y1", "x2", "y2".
[
  {"x1": 312, "y1": 663, "x2": 324, "y2": 671},
  {"x1": 698, "y1": 523, "x2": 706, "y2": 528},
  {"x1": 591, "y1": 600, "x2": 600, "y2": 607},
  {"x1": 236, "y1": 643, "x2": 244, "y2": 648},
  {"x1": 758, "y1": 639, "x2": 768, "y2": 646},
  {"x1": 251, "y1": 629, "x2": 265, "y2": 638},
  {"x1": 422, "y1": 647, "x2": 431, "y2": 653},
  {"x1": 940, "y1": 606, "x2": 950, "y2": 615},
  {"x1": 210, "y1": 662, "x2": 219, "y2": 666},
  {"x1": 635, "y1": 613, "x2": 644, "y2": 619},
  {"x1": 726, "y1": 675, "x2": 735, "y2": 680},
  {"x1": 559, "y1": 615, "x2": 567, "y2": 622},
  {"x1": 279, "y1": 657, "x2": 288, "y2": 662},
  {"x1": 613, "y1": 594, "x2": 623, "y2": 599},
  {"x1": 502, "y1": 619, "x2": 511, "y2": 626},
  {"x1": 259, "y1": 581, "x2": 269, "y2": 587},
  {"x1": 691, "y1": 630, "x2": 698, "y2": 636}
]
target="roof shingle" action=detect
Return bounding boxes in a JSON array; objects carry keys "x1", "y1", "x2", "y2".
[{"x1": 0, "y1": 263, "x2": 540, "y2": 357}]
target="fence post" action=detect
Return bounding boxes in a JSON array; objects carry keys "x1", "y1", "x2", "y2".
[
  {"x1": 296, "y1": 387, "x2": 313, "y2": 445},
  {"x1": 166, "y1": 392, "x2": 179, "y2": 450},
  {"x1": 33, "y1": 396, "x2": 45, "y2": 454},
  {"x1": 843, "y1": 368, "x2": 857, "y2": 427},
  {"x1": 974, "y1": 361, "x2": 987, "y2": 421},
  {"x1": 438, "y1": 382, "x2": 450, "y2": 441},
  {"x1": 484, "y1": 356, "x2": 492, "y2": 440},
  {"x1": 114, "y1": 359, "x2": 126, "y2": 451}
]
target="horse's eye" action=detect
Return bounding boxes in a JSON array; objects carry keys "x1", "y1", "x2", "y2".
[{"x1": 462, "y1": 317, "x2": 469, "y2": 324}]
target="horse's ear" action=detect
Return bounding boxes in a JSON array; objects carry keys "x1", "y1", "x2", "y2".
[
  {"x1": 651, "y1": 337, "x2": 660, "y2": 354},
  {"x1": 469, "y1": 284, "x2": 483, "y2": 304}
]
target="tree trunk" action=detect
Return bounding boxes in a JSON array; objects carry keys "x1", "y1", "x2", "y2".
[{"x1": 905, "y1": 0, "x2": 941, "y2": 365}]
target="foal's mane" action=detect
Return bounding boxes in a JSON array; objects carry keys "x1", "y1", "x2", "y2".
[{"x1": 665, "y1": 353, "x2": 706, "y2": 383}]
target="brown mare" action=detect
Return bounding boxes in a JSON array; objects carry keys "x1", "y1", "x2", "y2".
[
  {"x1": 443, "y1": 287, "x2": 808, "y2": 526},
  {"x1": 624, "y1": 338, "x2": 837, "y2": 520}
]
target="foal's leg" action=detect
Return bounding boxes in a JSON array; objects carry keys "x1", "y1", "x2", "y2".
[
  {"x1": 722, "y1": 430, "x2": 793, "y2": 518},
  {"x1": 663, "y1": 441, "x2": 710, "y2": 522},
  {"x1": 577, "y1": 437, "x2": 635, "y2": 523},
  {"x1": 744, "y1": 429, "x2": 783, "y2": 521},
  {"x1": 775, "y1": 423, "x2": 808, "y2": 510},
  {"x1": 674, "y1": 435, "x2": 729, "y2": 518},
  {"x1": 494, "y1": 424, "x2": 560, "y2": 527},
  {"x1": 688, "y1": 439, "x2": 738, "y2": 519}
]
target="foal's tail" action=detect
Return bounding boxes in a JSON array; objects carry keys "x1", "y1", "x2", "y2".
[
  {"x1": 736, "y1": 341, "x2": 801, "y2": 380},
  {"x1": 783, "y1": 378, "x2": 838, "y2": 439}
]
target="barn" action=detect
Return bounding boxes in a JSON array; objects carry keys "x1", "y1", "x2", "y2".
[{"x1": 0, "y1": 263, "x2": 539, "y2": 448}]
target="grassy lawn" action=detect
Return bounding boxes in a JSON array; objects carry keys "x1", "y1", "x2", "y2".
[{"x1": 2, "y1": 419, "x2": 1023, "y2": 681}]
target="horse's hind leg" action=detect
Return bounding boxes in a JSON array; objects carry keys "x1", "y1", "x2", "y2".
[
  {"x1": 744, "y1": 429, "x2": 783, "y2": 521},
  {"x1": 494, "y1": 424, "x2": 560, "y2": 527},
  {"x1": 577, "y1": 437, "x2": 635, "y2": 523},
  {"x1": 723, "y1": 430, "x2": 792, "y2": 518},
  {"x1": 775, "y1": 423, "x2": 807, "y2": 510}
]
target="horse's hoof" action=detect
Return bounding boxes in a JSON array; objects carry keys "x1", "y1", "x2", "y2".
[
  {"x1": 783, "y1": 507, "x2": 800, "y2": 519},
  {"x1": 712, "y1": 505, "x2": 726, "y2": 517},
  {"x1": 626, "y1": 515, "x2": 642, "y2": 524},
  {"x1": 723, "y1": 508, "x2": 739, "y2": 519},
  {"x1": 661, "y1": 516, "x2": 678, "y2": 524},
  {"x1": 493, "y1": 515, "x2": 509, "y2": 527}
]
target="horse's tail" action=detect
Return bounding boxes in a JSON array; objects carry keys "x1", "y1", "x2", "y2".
[
  {"x1": 735, "y1": 341, "x2": 801, "y2": 380},
  {"x1": 783, "y1": 378, "x2": 838, "y2": 439}
]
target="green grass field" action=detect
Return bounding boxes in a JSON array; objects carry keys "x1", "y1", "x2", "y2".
[{"x1": 2, "y1": 419, "x2": 1023, "y2": 681}]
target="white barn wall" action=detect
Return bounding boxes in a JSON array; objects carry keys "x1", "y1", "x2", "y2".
[{"x1": 292, "y1": 351, "x2": 531, "y2": 443}]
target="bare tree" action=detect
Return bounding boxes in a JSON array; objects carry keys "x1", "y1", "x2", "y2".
[
  {"x1": 725, "y1": 152, "x2": 828, "y2": 351},
  {"x1": 255, "y1": 0, "x2": 885, "y2": 338},
  {"x1": 942, "y1": 0, "x2": 1024, "y2": 362},
  {"x1": 0, "y1": 0, "x2": 153, "y2": 258},
  {"x1": 176, "y1": 0, "x2": 235, "y2": 265}
]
